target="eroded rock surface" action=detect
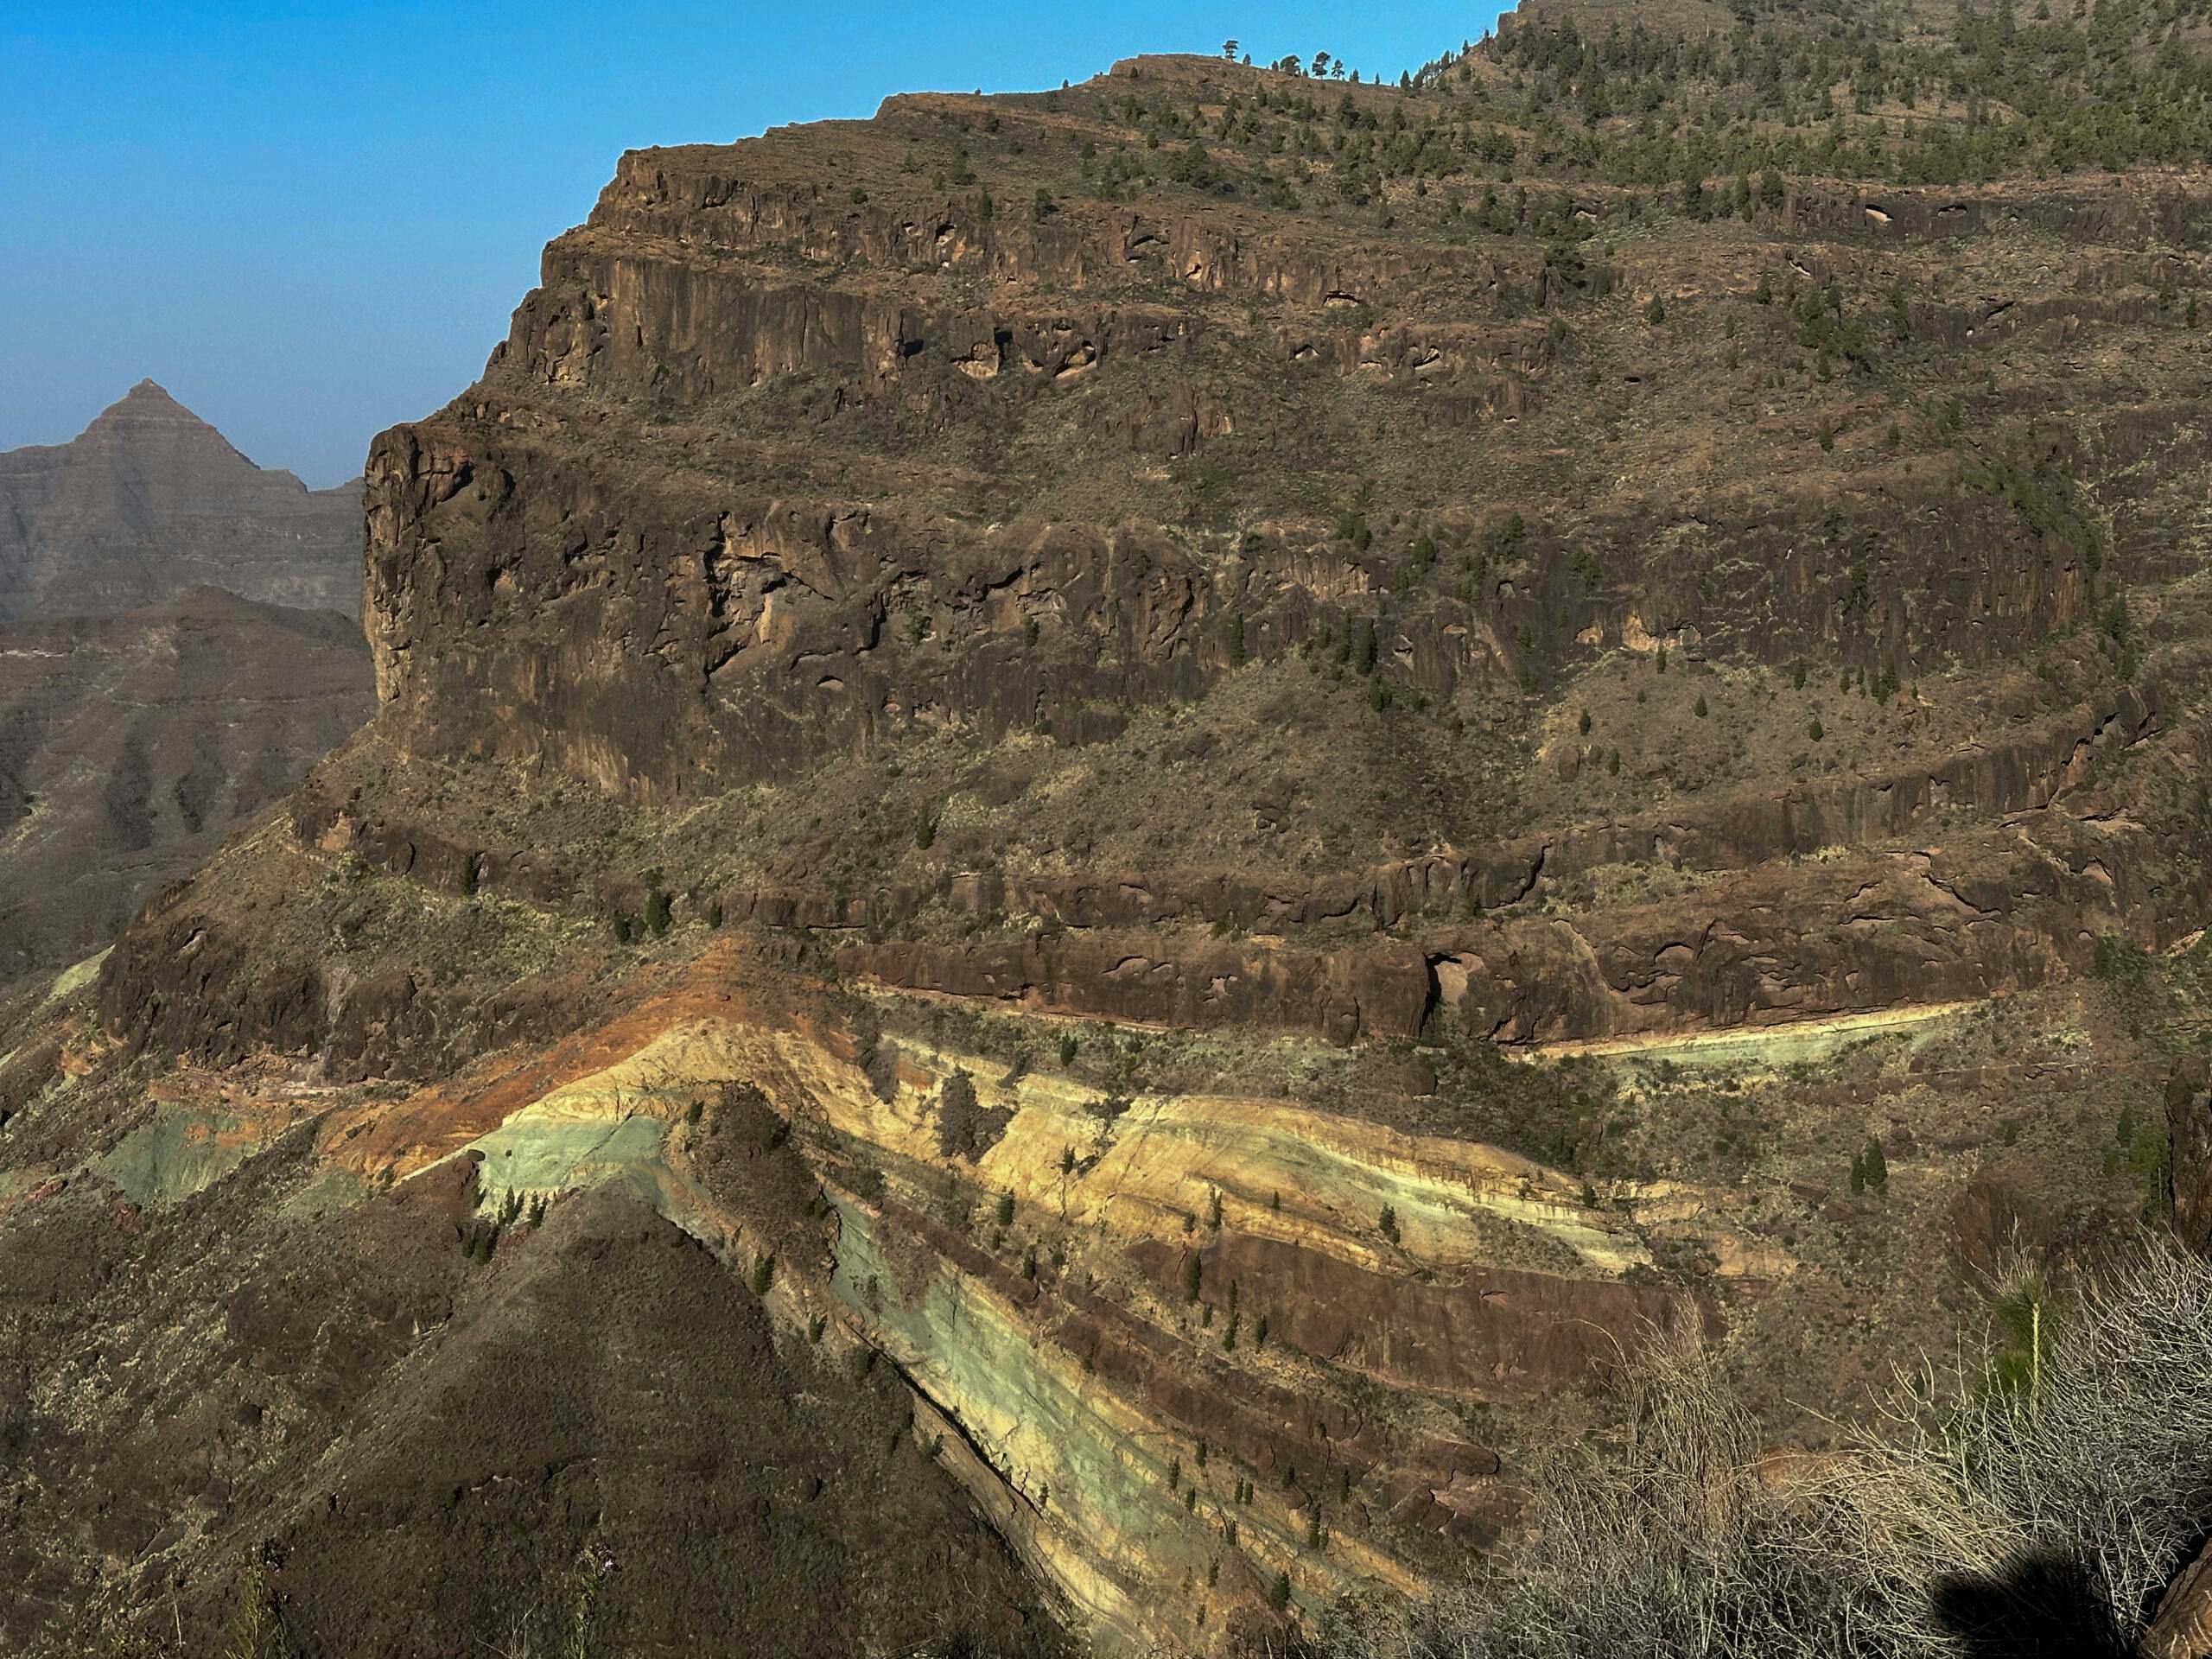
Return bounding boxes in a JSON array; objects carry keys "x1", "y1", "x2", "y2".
[{"x1": 14, "y1": 3, "x2": 2212, "y2": 1651}]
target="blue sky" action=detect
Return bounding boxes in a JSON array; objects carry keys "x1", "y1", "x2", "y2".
[{"x1": 1, "y1": 3, "x2": 1505, "y2": 484}]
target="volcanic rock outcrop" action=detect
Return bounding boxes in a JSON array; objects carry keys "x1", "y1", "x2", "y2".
[{"x1": 10, "y1": 0, "x2": 2212, "y2": 1652}]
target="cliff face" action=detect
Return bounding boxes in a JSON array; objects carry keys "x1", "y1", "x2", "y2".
[
  {"x1": 341, "y1": 87, "x2": 2208, "y2": 1058},
  {"x1": 362, "y1": 167, "x2": 2113, "y2": 809},
  {"x1": 14, "y1": 3, "x2": 2212, "y2": 1652},
  {"x1": 0, "y1": 381, "x2": 362, "y2": 620}
]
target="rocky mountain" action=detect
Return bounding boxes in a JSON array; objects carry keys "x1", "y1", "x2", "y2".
[
  {"x1": 0, "y1": 380, "x2": 362, "y2": 620},
  {"x1": 0, "y1": 385, "x2": 372, "y2": 997},
  {"x1": 9, "y1": 0, "x2": 2212, "y2": 1653},
  {"x1": 0, "y1": 587, "x2": 372, "y2": 993}
]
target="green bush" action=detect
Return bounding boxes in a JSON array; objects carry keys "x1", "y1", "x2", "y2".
[
  {"x1": 1355, "y1": 620, "x2": 1380, "y2": 675},
  {"x1": 224, "y1": 1554, "x2": 289, "y2": 1659},
  {"x1": 1863, "y1": 1137, "x2": 1889, "y2": 1192}
]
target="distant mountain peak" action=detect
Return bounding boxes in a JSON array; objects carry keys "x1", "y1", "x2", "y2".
[
  {"x1": 0, "y1": 382, "x2": 364, "y2": 621},
  {"x1": 78, "y1": 379, "x2": 245, "y2": 461}
]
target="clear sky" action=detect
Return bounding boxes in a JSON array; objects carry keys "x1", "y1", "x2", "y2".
[{"x1": 1, "y1": 2, "x2": 1506, "y2": 486}]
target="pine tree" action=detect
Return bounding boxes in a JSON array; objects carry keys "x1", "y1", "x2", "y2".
[
  {"x1": 1862, "y1": 1135, "x2": 1889, "y2": 1192},
  {"x1": 1355, "y1": 620, "x2": 1380, "y2": 675}
]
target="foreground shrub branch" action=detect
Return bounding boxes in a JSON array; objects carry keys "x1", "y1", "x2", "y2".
[{"x1": 1330, "y1": 1242, "x2": 2212, "y2": 1659}]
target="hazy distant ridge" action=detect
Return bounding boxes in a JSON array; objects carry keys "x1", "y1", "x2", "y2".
[{"x1": 0, "y1": 379, "x2": 361, "y2": 620}]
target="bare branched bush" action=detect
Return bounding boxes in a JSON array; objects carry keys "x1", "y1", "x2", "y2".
[{"x1": 1328, "y1": 1240, "x2": 2212, "y2": 1659}]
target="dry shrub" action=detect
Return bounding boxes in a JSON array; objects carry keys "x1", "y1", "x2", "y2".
[{"x1": 1328, "y1": 1240, "x2": 2212, "y2": 1658}]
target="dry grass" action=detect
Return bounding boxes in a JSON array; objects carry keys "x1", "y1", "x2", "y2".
[{"x1": 1327, "y1": 1238, "x2": 2212, "y2": 1658}]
